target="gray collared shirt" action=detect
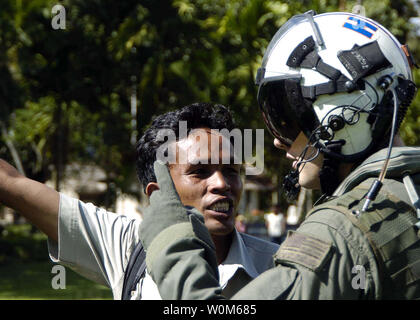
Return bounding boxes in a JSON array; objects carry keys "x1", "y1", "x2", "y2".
[{"x1": 48, "y1": 193, "x2": 279, "y2": 299}]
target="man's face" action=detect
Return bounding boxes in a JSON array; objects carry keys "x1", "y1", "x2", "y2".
[
  {"x1": 274, "y1": 132, "x2": 323, "y2": 190},
  {"x1": 167, "y1": 128, "x2": 243, "y2": 236}
]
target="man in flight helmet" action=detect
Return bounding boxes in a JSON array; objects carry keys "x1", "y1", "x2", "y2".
[
  {"x1": 135, "y1": 11, "x2": 420, "y2": 300},
  {"x1": 256, "y1": 10, "x2": 417, "y2": 203}
]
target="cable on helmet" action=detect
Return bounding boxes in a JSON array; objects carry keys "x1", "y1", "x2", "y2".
[
  {"x1": 361, "y1": 80, "x2": 399, "y2": 211},
  {"x1": 361, "y1": 74, "x2": 417, "y2": 211}
]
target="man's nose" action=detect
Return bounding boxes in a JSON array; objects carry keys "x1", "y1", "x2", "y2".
[{"x1": 208, "y1": 171, "x2": 231, "y2": 193}]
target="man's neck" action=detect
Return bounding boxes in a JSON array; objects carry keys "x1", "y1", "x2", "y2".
[{"x1": 211, "y1": 232, "x2": 234, "y2": 265}]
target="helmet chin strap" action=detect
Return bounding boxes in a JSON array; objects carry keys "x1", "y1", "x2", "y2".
[{"x1": 318, "y1": 140, "x2": 345, "y2": 196}]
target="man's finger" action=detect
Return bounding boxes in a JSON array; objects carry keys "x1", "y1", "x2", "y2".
[{"x1": 153, "y1": 160, "x2": 180, "y2": 200}]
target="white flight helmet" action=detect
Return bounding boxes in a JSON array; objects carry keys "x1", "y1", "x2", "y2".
[{"x1": 256, "y1": 11, "x2": 417, "y2": 197}]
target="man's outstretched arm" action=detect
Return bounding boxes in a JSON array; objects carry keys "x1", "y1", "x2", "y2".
[{"x1": 0, "y1": 159, "x2": 59, "y2": 241}]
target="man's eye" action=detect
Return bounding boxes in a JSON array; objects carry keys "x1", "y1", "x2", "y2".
[
  {"x1": 190, "y1": 168, "x2": 209, "y2": 176},
  {"x1": 224, "y1": 167, "x2": 239, "y2": 175}
]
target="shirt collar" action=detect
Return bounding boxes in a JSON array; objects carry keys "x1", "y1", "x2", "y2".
[{"x1": 218, "y1": 229, "x2": 259, "y2": 287}]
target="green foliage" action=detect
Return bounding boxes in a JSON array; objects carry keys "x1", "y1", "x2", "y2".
[
  {"x1": 0, "y1": 224, "x2": 48, "y2": 264},
  {"x1": 0, "y1": 0, "x2": 419, "y2": 203},
  {"x1": 0, "y1": 223, "x2": 112, "y2": 299},
  {"x1": 400, "y1": 69, "x2": 420, "y2": 145}
]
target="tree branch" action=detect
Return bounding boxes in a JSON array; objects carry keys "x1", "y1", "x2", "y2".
[{"x1": 0, "y1": 120, "x2": 25, "y2": 176}]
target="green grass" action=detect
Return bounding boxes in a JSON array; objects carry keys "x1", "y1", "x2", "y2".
[
  {"x1": 0, "y1": 260, "x2": 112, "y2": 300},
  {"x1": 0, "y1": 224, "x2": 112, "y2": 300}
]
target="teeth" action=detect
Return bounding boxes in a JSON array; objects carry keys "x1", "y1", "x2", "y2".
[{"x1": 209, "y1": 200, "x2": 230, "y2": 212}]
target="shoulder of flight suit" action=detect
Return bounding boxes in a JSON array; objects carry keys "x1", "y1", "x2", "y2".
[{"x1": 233, "y1": 207, "x2": 382, "y2": 300}]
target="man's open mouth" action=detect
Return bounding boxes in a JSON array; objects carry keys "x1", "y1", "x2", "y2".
[{"x1": 207, "y1": 199, "x2": 233, "y2": 215}]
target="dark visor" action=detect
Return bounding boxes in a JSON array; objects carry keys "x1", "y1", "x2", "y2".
[{"x1": 257, "y1": 75, "x2": 319, "y2": 147}]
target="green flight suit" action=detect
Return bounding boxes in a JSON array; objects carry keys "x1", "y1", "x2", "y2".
[{"x1": 140, "y1": 147, "x2": 420, "y2": 300}]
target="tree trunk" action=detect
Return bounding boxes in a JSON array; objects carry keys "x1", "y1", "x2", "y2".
[{"x1": 54, "y1": 102, "x2": 63, "y2": 191}]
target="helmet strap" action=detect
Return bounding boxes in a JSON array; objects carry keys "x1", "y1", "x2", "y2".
[
  {"x1": 319, "y1": 140, "x2": 344, "y2": 196},
  {"x1": 337, "y1": 41, "x2": 392, "y2": 83},
  {"x1": 286, "y1": 36, "x2": 365, "y2": 102}
]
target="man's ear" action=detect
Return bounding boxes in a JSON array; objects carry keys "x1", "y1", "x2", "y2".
[{"x1": 145, "y1": 182, "x2": 160, "y2": 197}]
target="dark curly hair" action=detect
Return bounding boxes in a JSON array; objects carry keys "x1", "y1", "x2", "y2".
[{"x1": 136, "y1": 102, "x2": 236, "y2": 192}]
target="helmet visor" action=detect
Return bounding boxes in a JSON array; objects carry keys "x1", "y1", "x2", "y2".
[{"x1": 257, "y1": 75, "x2": 319, "y2": 147}]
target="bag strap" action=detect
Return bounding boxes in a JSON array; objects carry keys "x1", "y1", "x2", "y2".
[
  {"x1": 403, "y1": 174, "x2": 420, "y2": 228},
  {"x1": 121, "y1": 240, "x2": 147, "y2": 300},
  {"x1": 306, "y1": 188, "x2": 390, "y2": 288},
  {"x1": 307, "y1": 181, "x2": 420, "y2": 295}
]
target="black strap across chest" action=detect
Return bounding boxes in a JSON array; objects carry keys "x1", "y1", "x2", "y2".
[{"x1": 121, "y1": 240, "x2": 147, "y2": 300}]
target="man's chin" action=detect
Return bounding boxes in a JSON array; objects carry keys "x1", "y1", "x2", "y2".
[
  {"x1": 207, "y1": 223, "x2": 235, "y2": 237},
  {"x1": 299, "y1": 177, "x2": 321, "y2": 190}
]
